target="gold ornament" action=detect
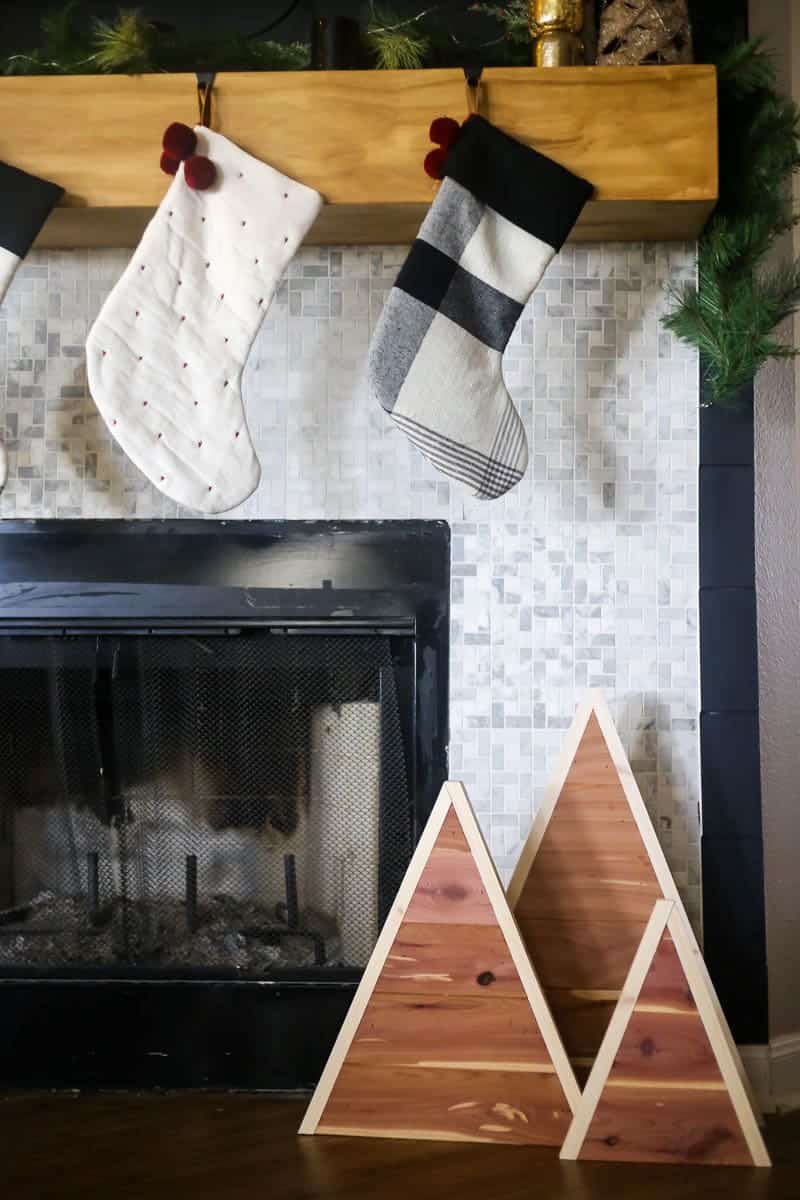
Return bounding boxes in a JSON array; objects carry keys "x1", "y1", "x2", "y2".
[
  {"x1": 528, "y1": 0, "x2": 585, "y2": 66},
  {"x1": 596, "y1": 0, "x2": 693, "y2": 67}
]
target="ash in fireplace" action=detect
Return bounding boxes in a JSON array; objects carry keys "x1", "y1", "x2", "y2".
[{"x1": 0, "y1": 891, "x2": 342, "y2": 972}]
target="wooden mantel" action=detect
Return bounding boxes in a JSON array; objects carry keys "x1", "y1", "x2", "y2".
[{"x1": 0, "y1": 66, "x2": 717, "y2": 247}]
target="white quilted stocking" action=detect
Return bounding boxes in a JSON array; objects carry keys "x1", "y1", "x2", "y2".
[{"x1": 87, "y1": 127, "x2": 322, "y2": 513}]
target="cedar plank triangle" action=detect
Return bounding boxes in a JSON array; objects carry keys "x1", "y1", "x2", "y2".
[
  {"x1": 300, "y1": 781, "x2": 580, "y2": 1145},
  {"x1": 561, "y1": 900, "x2": 770, "y2": 1166},
  {"x1": 507, "y1": 693, "x2": 667, "y2": 1069},
  {"x1": 508, "y1": 691, "x2": 762, "y2": 1125}
]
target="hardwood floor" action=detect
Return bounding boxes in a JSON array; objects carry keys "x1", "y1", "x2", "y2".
[{"x1": 3, "y1": 1092, "x2": 799, "y2": 1199}]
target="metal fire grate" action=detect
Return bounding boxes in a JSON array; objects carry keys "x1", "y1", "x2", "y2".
[{"x1": 0, "y1": 633, "x2": 412, "y2": 973}]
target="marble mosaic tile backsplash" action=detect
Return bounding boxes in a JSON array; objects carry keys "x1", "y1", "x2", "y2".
[{"x1": 0, "y1": 241, "x2": 701, "y2": 924}]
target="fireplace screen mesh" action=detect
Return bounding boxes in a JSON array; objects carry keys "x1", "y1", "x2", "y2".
[{"x1": 0, "y1": 633, "x2": 412, "y2": 973}]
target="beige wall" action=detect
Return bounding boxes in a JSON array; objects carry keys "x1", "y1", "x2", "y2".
[{"x1": 748, "y1": 0, "x2": 800, "y2": 1041}]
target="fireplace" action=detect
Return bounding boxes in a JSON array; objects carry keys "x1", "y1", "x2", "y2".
[{"x1": 0, "y1": 520, "x2": 449, "y2": 1089}]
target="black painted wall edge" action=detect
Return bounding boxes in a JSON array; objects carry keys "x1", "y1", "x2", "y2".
[{"x1": 699, "y1": 381, "x2": 769, "y2": 1045}]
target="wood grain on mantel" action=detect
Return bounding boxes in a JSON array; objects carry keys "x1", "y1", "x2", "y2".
[{"x1": 0, "y1": 66, "x2": 717, "y2": 246}]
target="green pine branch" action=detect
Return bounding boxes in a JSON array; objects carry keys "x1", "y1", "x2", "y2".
[
  {"x1": 93, "y1": 10, "x2": 154, "y2": 73},
  {"x1": 663, "y1": 38, "x2": 800, "y2": 405},
  {"x1": 470, "y1": 2, "x2": 531, "y2": 47},
  {"x1": 366, "y1": 7, "x2": 431, "y2": 70}
]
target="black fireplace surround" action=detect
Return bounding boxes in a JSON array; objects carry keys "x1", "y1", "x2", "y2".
[{"x1": 0, "y1": 520, "x2": 450, "y2": 1090}]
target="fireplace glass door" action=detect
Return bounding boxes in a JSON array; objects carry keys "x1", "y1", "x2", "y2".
[{"x1": 0, "y1": 632, "x2": 413, "y2": 975}]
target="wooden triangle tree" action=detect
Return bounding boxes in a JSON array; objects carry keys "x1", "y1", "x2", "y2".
[
  {"x1": 561, "y1": 900, "x2": 770, "y2": 1166},
  {"x1": 507, "y1": 690, "x2": 760, "y2": 1124},
  {"x1": 300, "y1": 781, "x2": 580, "y2": 1145},
  {"x1": 507, "y1": 691, "x2": 668, "y2": 1073}
]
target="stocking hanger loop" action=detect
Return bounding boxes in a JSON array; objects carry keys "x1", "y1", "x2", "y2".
[
  {"x1": 464, "y1": 65, "x2": 484, "y2": 118},
  {"x1": 196, "y1": 71, "x2": 216, "y2": 128}
]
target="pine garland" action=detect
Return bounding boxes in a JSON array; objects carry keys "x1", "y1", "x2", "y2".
[
  {"x1": 664, "y1": 40, "x2": 800, "y2": 405},
  {"x1": 4, "y1": 2, "x2": 531, "y2": 76},
  {"x1": 5, "y1": 1, "x2": 538, "y2": 75},
  {"x1": 2, "y1": 4, "x2": 310, "y2": 76}
]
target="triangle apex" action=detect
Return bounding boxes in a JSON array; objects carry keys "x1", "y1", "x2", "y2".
[
  {"x1": 442, "y1": 780, "x2": 482, "y2": 828},
  {"x1": 583, "y1": 688, "x2": 613, "y2": 717},
  {"x1": 443, "y1": 778, "x2": 469, "y2": 802}
]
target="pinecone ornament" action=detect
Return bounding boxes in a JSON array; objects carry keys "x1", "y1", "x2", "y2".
[{"x1": 596, "y1": 0, "x2": 693, "y2": 66}]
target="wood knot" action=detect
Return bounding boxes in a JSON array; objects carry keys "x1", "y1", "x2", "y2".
[
  {"x1": 604, "y1": 1136, "x2": 619, "y2": 1147},
  {"x1": 640, "y1": 1036, "x2": 655, "y2": 1057},
  {"x1": 477, "y1": 971, "x2": 496, "y2": 987}
]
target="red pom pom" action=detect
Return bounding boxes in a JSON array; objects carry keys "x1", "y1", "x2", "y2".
[
  {"x1": 424, "y1": 147, "x2": 447, "y2": 181},
  {"x1": 429, "y1": 116, "x2": 460, "y2": 149},
  {"x1": 162, "y1": 122, "x2": 197, "y2": 161},
  {"x1": 184, "y1": 154, "x2": 217, "y2": 191},
  {"x1": 160, "y1": 150, "x2": 180, "y2": 176}
]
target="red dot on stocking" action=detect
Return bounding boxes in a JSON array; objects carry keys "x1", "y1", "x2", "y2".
[
  {"x1": 143, "y1": 401, "x2": 148, "y2": 407},
  {"x1": 158, "y1": 433, "x2": 163, "y2": 439},
  {"x1": 198, "y1": 441, "x2": 203, "y2": 448},
  {"x1": 183, "y1": 362, "x2": 188, "y2": 368},
  {"x1": 235, "y1": 431, "x2": 240, "y2": 438},
  {"x1": 160, "y1": 475, "x2": 165, "y2": 481},
  {"x1": 208, "y1": 486, "x2": 212, "y2": 492}
]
